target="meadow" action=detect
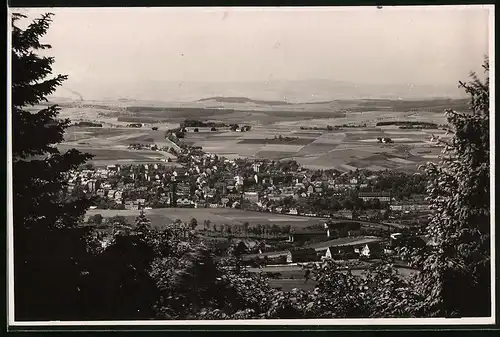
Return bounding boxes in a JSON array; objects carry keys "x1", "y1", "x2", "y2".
[
  {"x1": 61, "y1": 126, "x2": 179, "y2": 166},
  {"x1": 85, "y1": 207, "x2": 328, "y2": 229}
]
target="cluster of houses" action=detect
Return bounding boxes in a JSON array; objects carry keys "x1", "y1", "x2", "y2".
[
  {"x1": 128, "y1": 143, "x2": 159, "y2": 151},
  {"x1": 68, "y1": 156, "x2": 429, "y2": 219},
  {"x1": 389, "y1": 202, "x2": 430, "y2": 212},
  {"x1": 242, "y1": 231, "x2": 426, "y2": 265},
  {"x1": 285, "y1": 243, "x2": 382, "y2": 264},
  {"x1": 241, "y1": 241, "x2": 384, "y2": 265},
  {"x1": 67, "y1": 165, "x2": 120, "y2": 194}
]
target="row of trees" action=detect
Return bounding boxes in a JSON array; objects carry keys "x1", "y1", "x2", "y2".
[
  {"x1": 180, "y1": 119, "x2": 231, "y2": 128},
  {"x1": 370, "y1": 171, "x2": 428, "y2": 200},
  {"x1": 12, "y1": 13, "x2": 490, "y2": 320},
  {"x1": 72, "y1": 121, "x2": 103, "y2": 127},
  {"x1": 264, "y1": 193, "x2": 390, "y2": 215},
  {"x1": 299, "y1": 124, "x2": 367, "y2": 131},
  {"x1": 201, "y1": 221, "x2": 292, "y2": 237}
]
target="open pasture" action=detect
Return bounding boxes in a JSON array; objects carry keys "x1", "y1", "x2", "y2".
[
  {"x1": 65, "y1": 126, "x2": 169, "y2": 146},
  {"x1": 260, "y1": 144, "x2": 305, "y2": 152},
  {"x1": 58, "y1": 145, "x2": 174, "y2": 167},
  {"x1": 410, "y1": 146, "x2": 443, "y2": 157},
  {"x1": 120, "y1": 104, "x2": 346, "y2": 125},
  {"x1": 64, "y1": 127, "x2": 124, "y2": 142},
  {"x1": 312, "y1": 133, "x2": 347, "y2": 143},
  {"x1": 288, "y1": 127, "x2": 442, "y2": 171},
  {"x1": 81, "y1": 148, "x2": 159, "y2": 161},
  {"x1": 254, "y1": 151, "x2": 299, "y2": 160},
  {"x1": 292, "y1": 132, "x2": 324, "y2": 137},
  {"x1": 296, "y1": 143, "x2": 339, "y2": 156},
  {"x1": 294, "y1": 156, "x2": 348, "y2": 170},
  {"x1": 295, "y1": 148, "x2": 377, "y2": 169},
  {"x1": 344, "y1": 132, "x2": 382, "y2": 141},
  {"x1": 85, "y1": 208, "x2": 328, "y2": 229},
  {"x1": 238, "y1": 138, "x2": 314, "y2": 146},
  {"x1": 61, "y1": 126, "x2": 178, "y2": 166}
]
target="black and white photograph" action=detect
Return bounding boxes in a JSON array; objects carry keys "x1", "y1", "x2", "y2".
[{"x1": 7, "y1": 5, "x2": 494, "y2": 326}]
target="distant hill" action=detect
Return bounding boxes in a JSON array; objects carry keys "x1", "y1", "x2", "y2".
[
  {"x1": 54, "y1": 79, "x2": 468, "y2": 103},
  {"x1": 198, "y1": 96, "x2": 293, "y2": 106}
]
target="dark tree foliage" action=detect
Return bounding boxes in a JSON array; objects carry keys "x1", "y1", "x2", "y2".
[
  {"x1": 189, "y1": 217, "x2": 198, "y2": 230},
  {"x1": 87, "y1": 213, "x2": 103, "y2": 225},
  {"x1": 403, "y1": 57, "x2": 491, "y2": 317},
  {"x1": 371, "y1": 171, "x2": 428, "y2": 200},
  {"x1": 134, "y1": 210, "x2": 152, "y2": 235},
  {"x1": 81, "y1": 233, "x2": 158, "y2": 320},
  {"x1": 11, "y1": 13, "x2": 94, "y2": 321}
]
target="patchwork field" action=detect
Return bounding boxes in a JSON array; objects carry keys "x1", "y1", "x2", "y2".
[
  {"x1": 56, "y1": 97, "x2": 456, "y2": 171},
  {"x1": 179, "y1": 124, "x2": 448, "y2": 172},
  {"x1": 58, "y1": 145, "x2": 178, "y2": 167},
  {"x1": 85, "y1": 208, "x2": 328, "y2": 229},
  {"x1": 61, "y1": 126, "x2": 179, "y2": 166},
  {"x1": 60, "y1": 122, "x2": 446, "y2": 171},
  {"x1": 64, "y1": 126, "x2": 172, "y2": 144}
]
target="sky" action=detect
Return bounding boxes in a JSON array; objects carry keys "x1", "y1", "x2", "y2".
[{"x1": 12, "y1": 6, "x2": 492, "y2": 101}]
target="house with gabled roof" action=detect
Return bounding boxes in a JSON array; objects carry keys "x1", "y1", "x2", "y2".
[{"x1": 323, "y1": 245, "x2": 357, "y2": 260}]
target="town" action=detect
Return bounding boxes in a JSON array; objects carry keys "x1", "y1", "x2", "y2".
[{"x1": 72, "y1": 120, "x2": 432, "y2": 286}]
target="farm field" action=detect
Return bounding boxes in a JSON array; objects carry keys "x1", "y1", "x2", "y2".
[
  {"x1": 179, "y1": 123, "x2": 448, "y2": 172},
  {"x1": 57, "y1": 98, "x2": 454, "y2": 171},
  {"x1": 85, "y1": 208, "x2": 328, "y2": 229},
  {"x1": 64, "y1": 126, "x2": 173, "y2": 145},
  {"x1": 58, "y1": 144, "x2": 178, "y2": 167},
  {"x1": 60, "y1": 123, "x2": 446, "y2": 171},
  {"x1": 61, "y1": 126, "x2": 179, "y2": 166}
]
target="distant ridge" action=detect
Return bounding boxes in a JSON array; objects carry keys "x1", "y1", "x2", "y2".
[
  {"x1": 196, "y1": 96, "x2": 466, "y2": 107},
  {"x1": 198, "y1": 96, "x2": 293, "y2": 106},
  {"x1": 55, "y1": 79, "x2": 467, "y2": 102}
]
